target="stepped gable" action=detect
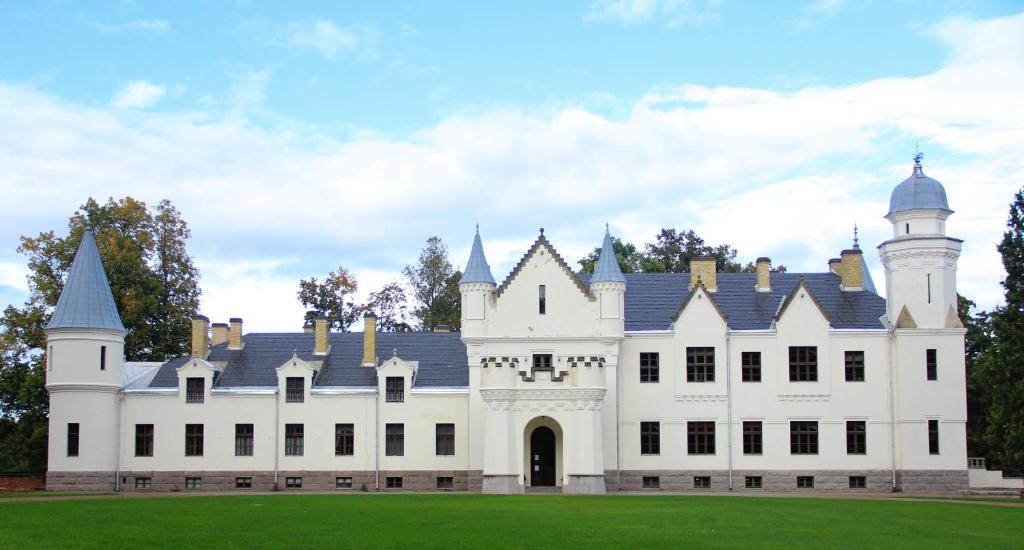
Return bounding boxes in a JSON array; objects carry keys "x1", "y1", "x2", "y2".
[
  {"x1": 495, "y1": 231, "x2": 591, "y2": 298},
  {"x1": 149, "y1": 331, "x2": 467, "y2": 389}
]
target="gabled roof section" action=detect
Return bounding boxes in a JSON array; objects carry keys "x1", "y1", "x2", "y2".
[
  {"x1": 773, "y1": 277, "x2": 832, "y2": 326},
  {"x1": 672, "y1": 282, "x2": 728, "y2": 324},
  {"x1": 460, "y1": 225, "x2": 497, "y2": 285},
  {"x1": 496, "y1": 231, "x2": 590, "y2": 298},
  {"x1": 46, "y1": 229, "x2": 126, "y2": 332},
  {"x1": 590, "y1": 227, "x2": 626, "y2": 283}
]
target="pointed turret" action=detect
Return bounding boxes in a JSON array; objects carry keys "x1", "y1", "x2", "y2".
[
  {"x1": 46, "y1": 229, "x2": 125, "y2": 332},
  {"x1": 460, "y1": 225, "x2": 497, "y2": 285},
  {"x1": 590, "y1": 226, "x2": 626, "y2": 283}
]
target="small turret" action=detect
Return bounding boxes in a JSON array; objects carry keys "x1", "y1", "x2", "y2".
[
  {"x1": 591, "y1": 226, "x2": 626, "y2": 337},
  {"x1": 460, "y1": 225, "x2": 496, "y2": 338}
]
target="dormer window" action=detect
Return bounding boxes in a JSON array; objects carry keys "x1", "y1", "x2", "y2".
[
  {"x1": 286, "y1": 377, "x2": 304, "y2": 403},
  {"x1": 539, "y1": 285, "x2": 546, "y2": 315},
  {"x1": 386, "y1": 377, "x2": 404, "y2": 403},
  {"x1": 186, "y1": 377, "x2": 204, "y2": 403}
]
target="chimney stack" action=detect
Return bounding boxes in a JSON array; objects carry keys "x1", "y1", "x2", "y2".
[
  {"x1": 191, "y1": 315, "x2": 209, "y2": 358},
  {"x1": 755, "y1": 257, "x2": 771, "y2": 292},
  {"x1": 228, "y1": 317, "x2": 244, "y2": 350},
  {"x1": 828, "y1": 258, "x2": 841, "y2": 274},
  {"x1": 362, "y1": 312, "x2": 377, "y2": 367},
  {"x1": 314, "y1": 315, "x2": 330, "y2": 355},
  {"x1": 689, "y1": 256, "x2": 717, "y2": 292},
  {"x1": 838, "y1": 249, "x2": 864, "y2": 290},
  {"x1": 210, "y1": 323, "x2": 229, "y2": 346},
  {"x1": 434, "y1": 324, "x2": 450, "y2": 333}
]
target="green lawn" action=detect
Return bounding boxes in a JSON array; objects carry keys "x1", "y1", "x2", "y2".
[{"x1": 1, "y1": 494, "x2": 1022, "y2": 548}]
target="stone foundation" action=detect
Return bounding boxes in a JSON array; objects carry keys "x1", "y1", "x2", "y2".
[
  {"x1": 896, "y1": 470, "x2": 969, "y2": 493},
  {"x1": 564, "y1": 474, "x2": 606, "y2": 494},
  {"x1": 47, "y1": 471, "x2": 116, "y2": 492},
  {"x1": 482, "y1": 474, "x2": 524, "y2": 494},
  {"x1": 114, "y1": 470, "x2": 483, "y2": 492},
  {"x1": 610, "y1": 469, "x2": 966, "y2": 493}
]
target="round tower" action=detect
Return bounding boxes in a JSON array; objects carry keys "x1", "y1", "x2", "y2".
[
  {"x1": 879, "y1": 154, "x2": 962, "y2": 329},
  {"x1": 44, "y1": 229, "x2": 126, "y2": 491},
  {"x1": 459, "y1": 225, "x2": 497, "y2": 339},
  {"x1": 590, "y1": 226, "x2": 626, "y2": 338}
]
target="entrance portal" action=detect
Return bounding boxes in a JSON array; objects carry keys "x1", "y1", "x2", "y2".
[{"x1": 530, "y1": 426, "x2": 556, "y2": 486}]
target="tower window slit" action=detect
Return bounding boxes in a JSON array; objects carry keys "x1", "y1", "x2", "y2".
[{"x1": 539, "y1": 285, "x2": 546, "y2": 315}]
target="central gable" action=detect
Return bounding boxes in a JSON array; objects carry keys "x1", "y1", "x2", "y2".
[{"x1": 496, "y1": 233, "x2": 590, "y2": 298}]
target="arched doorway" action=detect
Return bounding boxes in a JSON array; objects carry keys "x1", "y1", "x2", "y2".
[{"x1": 530, "y1": 426, "x2": 556, "y2": 486}]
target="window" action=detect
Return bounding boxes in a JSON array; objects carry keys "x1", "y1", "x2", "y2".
[
  {"x1": 100, "y1": 345, "x2": 106, "y2": 370},
  {"x1": 235, "y1": 424, "x2": 254, "y2": 456},
  {"x1": 640, "y1": 421, "x2": 660, "y2": 455},
  {"x1": 135, "y1": 477, "x2": 151, "y2": 490},
  {"x1": 185, "y1": 424, "x2": 204, "y2": 456},
  {"x1": 845, "y1": 351, "x2": 865, "y2": 382},
  {"x1": 48, "y1": 346, "x2": 53, "y2": 371},
  {"x1": 286, "y1": 377, "x2": 304, "y2": 403},
  {"x1": 790, "y1": 421, "x2": 818, "y2": 454},
  {"x1": 928, "y1": 419, "x2": 940, "y2": 455},
  {"x1": 741, "y1": 352, "x2": 761, "y2": 382},
  {"x1": 846, "y1": 421, "x2": 866, "y2": 455},
  {"x1": 693, "y1": 476, "x2": 711, "y2": 489},
  {"x1": 788, "y1": 346, "x2": 818, "y2": 382},
  {"x1": 642, "y1": 476, "x2": 660, "y2": 489},
  {"x1": 186, "y1": 377, "x2": 204, "y2": 403},
  {"x1": 436, "y1": 423, "x2": 455, "y2": 456},
  {"x1": 797, "y1": 476, "x2": 815, "y2": 489},
  {"x1": 539, "y1": 284, "x2": 546, "y2": 315},
  {"x1": 849, "y1": 476, "x2": 866, "y2": 489},
  {"x1": 335, "y1": 423, "x2": 354, "y2": 456},
  {"x1": 285, "y1": 424, "x2": 304, "y2": 456},
  {"x1": 386, "y1": 423, "x2": 404, "y2": 456},
  {"x1": 236, "y1": 477, "x2": 252, "y2": 489},
  {"x1": 533, "y1": 354, "x2": 553, "y2": 370},
  {"x1": 436, "y1": 477, "x2": 454, "y2": 490},
  {"x1": 185, "y1": 477, "x2": 202, "y2": 490},
  {"x1": 286, "y1": 477, "x2": 302, "y2": 488},
  {"x1": 336, "y1": 477, "x2": 353, "y2": 489},
  {"x1": 926, "y1": 349, "x2": 937, "y2": 381},
  {"x1": 640, "y1": 352, "x2": 660, "y2": 383},
  {"x1": 386, "y1": 476, "x2": 403, "y2": 489},
  {"x1": 743, "y1": 421, "x2": 762, "y2": 455},
  {"x1": 67, "y1": 423, "x2": 79, "y2": 457},
  {"x1": 745, "y1": 476, "x2": 763, "y2": 489},
  {"x1": 686, "y1": 347, "x2": 715, "y2": 382},
  {"x1": 905, "y1": 222, "x2": 910, "y2": 235},
  {"x1": 386, "y1": 377, "x2": 404, "y2": 403},
  {"x1": 135, "y1": 424, "x2": 154, "y2": 457},
  {"x1": 687, "y1": 421, "x2": 716, "y2": 455}
]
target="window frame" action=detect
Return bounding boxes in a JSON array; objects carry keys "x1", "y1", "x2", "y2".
[
  {"x1": 846, "y1": 420, "x2": 866, "y2": 455},
  {"x1": 845, "y1": 350, "x2": 865, "y2": 382},
  {"x1": 135, "y1": 477, "x2": 151, "y2": 490},
  {"x1": 693, "y1": 476, "x2": 711, "y2": 489},
  {"x1": 687, "y1": 421, "x2": 716, "y2": 455},
  {"x1": 742, "y1": 421, "x2": 763, "y2": 455},
  {"x1": 928, "y1": 419, "x2": 940, "y2": 455},
  {"x1": 538, "y1": 284, "x2": 546, "y2": 315},
  {"x1": 790, "y1": 421, "x2": 818, "y2": 455},
  {"x1": 185, "y1": 377, "x2": 204, "y2": 404},
  {"x1": 185, "y1": 477, "x2": 202, "y2": 490},
  {"x1": 642, "y1": 476, "x2": 660, "y2": 489},
  {"x1": 335, "y1": 423, "x2": 354, "y2": 456},
  {"x1": 788, "y1": 346, "x2": 818, "y2": 382},
  {"x1": 640, "y1": 421, "x2": 660, "y2": 455},
  {"x1": 639, "y1": 352, "x2": 660, "y2": 383},
  {"x1": 926, "y1": 349, "x2": 938, "y2": 381},
  {"x1": 741, "y1": 351, "x2": 761, "y2": 382},
  {"x1": 385, "y1": 376, "x2": 404, "y2": 403},
  {"x1": 797, "y1": 476, "x2": 815, "y2": 489},
  {"x1": 185, "y1": 424, "x2": 204, "y2": 456},
  {"x1": 385, "y1": 476, "x2": 403, "y2": 489},
  {"x1": 336, "y1": 476, "x2": 353, "y2": 489},
  {"x1": 386, "y1": 423, "x2": 404, "y2": 456},
  {"x1": 235, "y1": 477, "x2": 253, "y2": 489},
  {"x1": 67, "y1": 422, "x2": 80, "y2": 457},
  {"x1": 135, "y1": 424, "x2": 154, "y2": 457},
  {"x1": 285, "y1": 477, "x2": 302, "y2": 488},
  {"x1": 285, "y1": 377, "x2": 304, "y2": 403},
  {"x1": 235, "y1": 423, "x2": 254, "y2": 457},
  {"x1": 284, "y1": 423, "x2": 304, "y2": 456},
  {"x1": 436, "y1": 476, "x2": 454, "y2": 490},
  {"x1": 849, "y1": 476, "x2": 867, "y2": 489},
  {"x1": 686, "y1": 347, "x2": 715, "y2": 383},
  {"x1": 435, "y1": 423, "x2": 455, "y2": 456},
  {"x1": 100, "y1": 345, "x2": 106, "y2": 371},
  {"x1": 744, "y1": 476, "x2": 763, "y2": 489}
]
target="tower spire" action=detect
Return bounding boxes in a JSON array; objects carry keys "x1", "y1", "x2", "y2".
[
  {"x1": 460, "y1": 225, "x2": 497, "y2": 285},
  {"x1": 46, "y1": 228, "x2": 126, "y2": 332},
  {"x1": 590, "y1": 226, "x2": 626, "y2": 283}
]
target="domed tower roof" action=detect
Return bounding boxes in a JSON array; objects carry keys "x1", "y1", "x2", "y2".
[
  {"x1": 46, "y1": 228, "x2": 126, "y2": 332},
  {"x1": 460, "y1": 224, "x2": 496, "y2": 285},
  {"x1": 887, "y1": 153, "x2": 951, "y2": 216}
]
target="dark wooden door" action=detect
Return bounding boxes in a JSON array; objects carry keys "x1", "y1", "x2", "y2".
[{"x1": 530, "y1": 426, "x2": 556, "y2": 486}]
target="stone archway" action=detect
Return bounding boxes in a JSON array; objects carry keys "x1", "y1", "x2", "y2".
[{"x1": 523, "y1": 416, "x2": 563, "y2": 488}]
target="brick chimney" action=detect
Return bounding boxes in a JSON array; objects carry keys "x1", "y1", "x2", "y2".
[
  {"x1": 191, "y1": 315, "x2": 209, "y2": 358},
  {"x1": 434, "y1": 324, "x2": 450, "y2": 333},
  {"x1": 838, "y1": 249, "x2": 863, "y2": 290},
  {"x1": 828, "y1": 258, "x2": 841, "y2": 273},
  {"x1": 755, "y1": 257, "x2": 771, "y2": 292},
  {"x1": 362, "y1": 312, "x2": 377, "y2": 367},
  {"x1": 210, "y1": 323, "x2": 229, "y2": 346},
  {"x1": 314, "y1": 315, "x2": 330, "y2": 355},
  {"x1": 228, "y1": 317, "x2": 244, "y2": 350},
  {"x1": 689, "y1": 256, "x2": 717, "y2": 292}
]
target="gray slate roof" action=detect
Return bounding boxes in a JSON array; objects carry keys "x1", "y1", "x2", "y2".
[
  {"x1": 460, "y1": 227, "x2": 497, "y2": 285},
  {"x1": 46, "y1": 229, "x2": 126, "y2": 332},
  {"x1": 888, "y1": 159, "x2": 950, "y2": 215},
  {"x1": 149, "y1": 331, "x2": 468, "y2": 389},
  {"x1": 590, "y1": 228, "x2": 627, "y2": 283}
]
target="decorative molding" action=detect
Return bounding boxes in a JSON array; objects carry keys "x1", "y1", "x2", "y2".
[
  {"x1": 480, "y1": 387, "x2": 606, "y2": 412},
  {"x1": 777, "y1": 394, "x2": 831, "y2": 402},
  {"x1": 673, "y1": 394, "x2": 728, "y2": 403}
]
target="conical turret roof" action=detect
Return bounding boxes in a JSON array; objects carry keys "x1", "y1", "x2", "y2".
[
  {"x1": 591, "y1": 226, "x2": 626, "y2": 283},
  {"x1": 46, "y1": 229, "x2": 126, "y2": 332},
  {"x1": 460, "y1": 225, "x2": 496, "y2": 285}
]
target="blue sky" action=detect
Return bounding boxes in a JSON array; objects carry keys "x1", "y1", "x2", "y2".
[{"x1": 1, "y1": 1, "x2": 1022, "y2": 332}]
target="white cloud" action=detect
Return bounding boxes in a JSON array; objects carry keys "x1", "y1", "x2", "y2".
[
  {"x1": 88, "y1": 18, "x2": 170, "y2": 33},
  {"x1": 585, "y1": 0, "x2": 720, "y2": 27},
  {"x1": 1, "y1": 12, "x2": 1022, "y2": 330},
  {"x1": 0, "y1": 262, "x2": 29, "y2": 292},
  {"x1": 110, "y1": 80, "x2": 167, "y2": 109},
  {"x1": 286, "y1": 20, "x2": 359, "y2": 60}
]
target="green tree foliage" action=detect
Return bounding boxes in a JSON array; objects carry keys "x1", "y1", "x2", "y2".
[
  {"x1": 367, "y1": 282, "x2": 412, "y2": 332},
  {"x1": 297, "y1": 267, "x2": 362, "y2": 332},
  {"x1": 577, "y1": 228, "x2": 779, "y2": 275},
  {"x1": 960, "y1": 294, "x2": 994, "y2": 461},
  {"x1": 577, "y1": 237, "x2": 661, "y2": 274},
  {"x1": 404, "y1": 237, "x2": 461, "y2": 331},
  {"x1": 0, "y1": 197, "x2": 200, "y2": 471}
]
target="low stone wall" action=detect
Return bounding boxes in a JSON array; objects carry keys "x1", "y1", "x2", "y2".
[
  {"x1": 896, "y1": 470, "x2": 969, "y2": 493},
  {"x1": 47, "y1": 471, "x2": 116, "y2": 492},
  {"x1": 610, "y1": 469, "x2": 964, "y2": 493},
  {"x1": 115, "y1": 469, "x2": 485, "y2": 492},
  {"x1": 0, "y1": 473, "x2": 46, "y2": 492}
]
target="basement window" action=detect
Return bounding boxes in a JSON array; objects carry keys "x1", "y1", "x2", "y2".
[
  {"x1": 236, "y1": 477, "x2": 252, "y2": 489},
  {"x1": 386, "y1": 476, "x2": 403, "y2": 489},
  {"x1": 693, "y1": 476, "x2": 711, "y2": 489},
  {"x1": 286, "y1": 477, "x2": 302, "y2": 488},
  {"x1": 185, "y1": 477, "x2": 202, "y2": 490},
  {"x1": 745, "y1": 476, "x2": 762, "y2": 489},
  {"x1": 135, "y1": 477, "x2": 151, "y2": 490},
  {"x1": 797, "y1": 476, "x2": 815, "y2": 489},
  {"x1": 336, "y1": 477, "x2": 353, "y2": 489},
  {"x1": 849, "y1": 476, "x2": 867, "y2": 489},
  {"x1": 642, "y1": 476, "x2": 660, "y2": 489},
  {"x1": 436, "y1": 477, "x2": 454, "y2": 490}
]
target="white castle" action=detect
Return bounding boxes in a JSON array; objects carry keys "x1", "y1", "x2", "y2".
[{"x1": 46, "y1": 157, "x2": 969, "y2": 494}]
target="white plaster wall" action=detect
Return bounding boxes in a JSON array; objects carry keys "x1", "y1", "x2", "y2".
[{"x1": 49, "y1": 390, "x2": 119, "y2": 472}]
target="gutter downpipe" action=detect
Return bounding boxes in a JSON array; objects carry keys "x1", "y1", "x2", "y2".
[
  {"x1": 467, "y1": 375, "x2": 472, "y2": 491},
  {"x1": 725, "y1": 330, "x2": 734, "y2": 491},
  {"x1": 888, "y1": 328, "x2": 898, "y2": 491},
  {"x1": 616, "y1": 348, "x2": 622, "y2": 491},
  {"x1": 375, "y1": 382, "x2": 380, "y2": 492},
  {"x1": 274, "y1": 385, "x2": 280, "y2": 489},
  {"x1": 115, "y1": 389, "x2": 124, "y2": 492}
]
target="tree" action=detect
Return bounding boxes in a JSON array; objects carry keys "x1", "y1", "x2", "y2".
[
  {"x1": 404, "y1": 237, "x2": 461, "y2": 331},
  {"x1": 367, "y1": 282, "x2": 412, "y2": 332},
  {"x1": 0, "y1": 197, "x2": 201, "y2": 471},
  {"x1": 976, "y1": 188, "x2": 1024, "y2": 475},
  {"x1": 577, "y1": 238, "x2": 660, "y2": 274},
  {"x1": 643, "y1": 228, "x2": 744, "y2": 273},
  {"x1": 297, "y1": 267, "x2": 362, "y2": 332},
  {"x1": 960, "y1": 294, "x2": 994, "y2": 461}
]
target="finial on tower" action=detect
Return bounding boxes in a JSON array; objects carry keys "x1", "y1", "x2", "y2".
[
  {"x1": 913, "y1": 148, "x2": 924, "y2": 175},
  {"x1": 475, "y1": 222, "x2": 479, "y2": 234},
  {"x1": 540, "y1": 227, "x2": 544, "y2": 236},
  {"x1": 853, "y1": 223, "x2": 860, "y2": 250}
]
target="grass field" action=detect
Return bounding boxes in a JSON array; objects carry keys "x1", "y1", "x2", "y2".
[{"x1": 1, "y1": 494, "x2": 1022, "y2": 548}]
